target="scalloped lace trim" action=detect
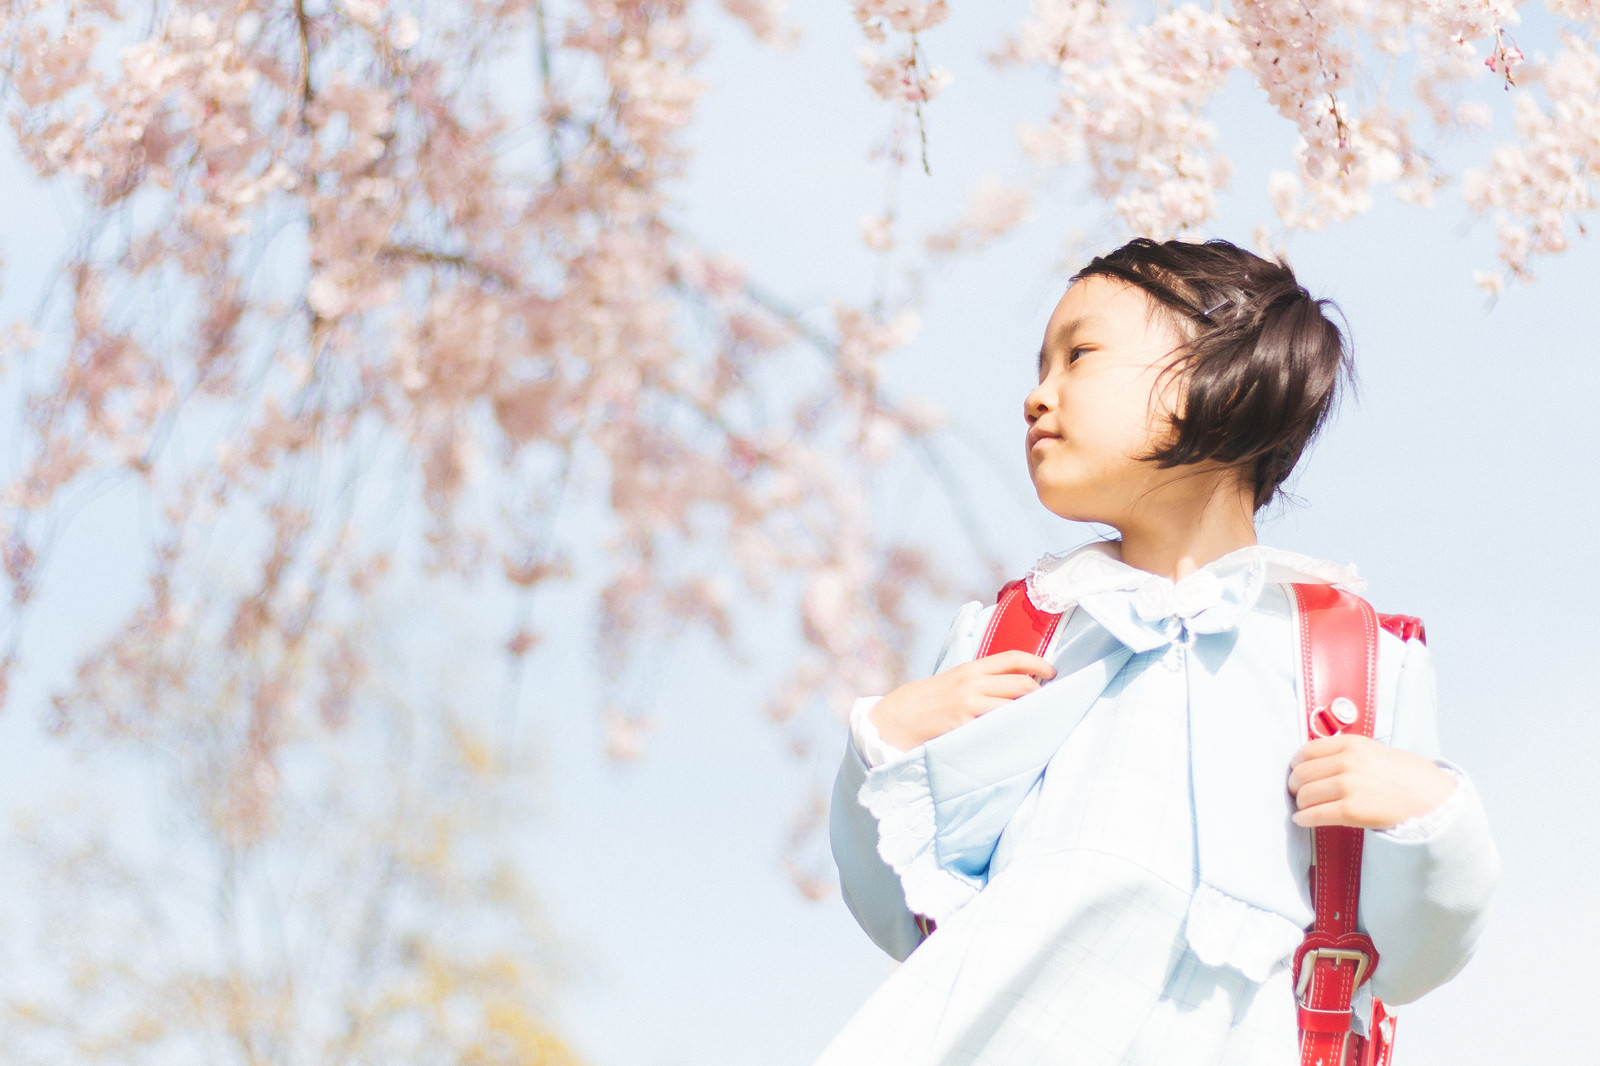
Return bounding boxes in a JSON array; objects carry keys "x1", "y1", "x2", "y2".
[
  {"x1": 858, "y1": 754, "x2": 980, "y2": 923},
  {"x1": 1183, "y1": 881, "x2": 1307, "y2": 983}
]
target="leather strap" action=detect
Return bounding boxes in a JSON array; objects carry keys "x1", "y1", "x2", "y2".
[
  {"x1": 976, "y1": 579, "x2": 1063, "y2": 659},
  {"x1": 1292, "y1": 584, "x2": 1405, "y2": 1066}
]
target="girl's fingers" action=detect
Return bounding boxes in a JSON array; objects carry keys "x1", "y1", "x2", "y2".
[
  {"x1": 1290, "y1": 777, "x2": 1369, "y2": 828},
  {"x1": 1293, "y1": 791, "x2": 1392, "y2": 830},
  {"x1": 1290, "y1": 777, "x2": 1347, "y2": 811},
  {"x1": 1288, "y1": 734, "x2": 1354, "y2": 767},
  {"x1": 1286, "y1": 752, "x2": 1350, "y2": 792},
  {"x1": 975, "y1": 650, "x2": 1056, "y2": 680},
  {"x1": 1292, "y1": 804, "x2": 1351, "y2": 828},
  {"x1": 1287, "y1": 735, "x2": 1378, "y2": 791},
  {"x1": 977, "y1": 673, "x2": 1043, "y2": 701}
]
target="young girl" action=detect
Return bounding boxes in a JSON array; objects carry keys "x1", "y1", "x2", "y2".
[{"x1": 819, "y1": 238, "x2": 1498, "y2": 1065}]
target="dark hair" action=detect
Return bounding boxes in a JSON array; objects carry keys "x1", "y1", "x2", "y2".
[{"x1": 1071, "y1": 237, "x2": 1353, "y2": 511}]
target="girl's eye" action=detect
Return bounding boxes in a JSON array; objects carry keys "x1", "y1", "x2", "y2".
[{"x1": 1068, "y1": 346, "x2": 1089, "y2": 364}]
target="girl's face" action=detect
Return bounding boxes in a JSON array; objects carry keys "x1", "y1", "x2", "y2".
[{"x1": 1023, "y1": 276, "x2": 1192, "y2": 526}]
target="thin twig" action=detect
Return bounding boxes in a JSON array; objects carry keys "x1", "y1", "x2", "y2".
[
  {"x1": 736, "y1": 283, "x2": 1011, "y2": 572},
  {"x1": 378, "y1": 243, "x2": 521, "y2": 290},
  {"x1": 294, "y1": 0, "x2": 314, "y2": 123},
  {"x1": 908, "y1": 33, "x2": 932, "y2": 176},
  {"x1": 738, "y1": 279, "x2": 837, "y2": 354},
  {"x1": 533, "y1": 1, "x2": 565, "y2": 184}
]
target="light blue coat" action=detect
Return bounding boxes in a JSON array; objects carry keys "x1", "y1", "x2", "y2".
[{"x1": 831, "y1": 544, "x2": 1499, "y2": 1012}]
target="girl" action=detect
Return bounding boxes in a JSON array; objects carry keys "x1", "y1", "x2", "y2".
[{"x1": 819, "y1": 238, "x2": 1498, "y2": 1065}]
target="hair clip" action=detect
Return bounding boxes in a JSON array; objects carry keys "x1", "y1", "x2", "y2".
[{"x1": 1199, "y1": 299, "x2": 1228, "y2": 319}]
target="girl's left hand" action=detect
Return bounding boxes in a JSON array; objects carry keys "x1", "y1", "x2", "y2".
[{"x1": 1287, "y1": 734, "x2": 1456, "y2": 830}]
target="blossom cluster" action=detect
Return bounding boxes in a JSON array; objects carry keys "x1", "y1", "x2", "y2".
[
  {"x1": 1463, "y1": 27, "x2": 1600, "y2": 287},
  {"x1": 925, "y1": 0, "x2": 1579, "y2": 284},
  {"x1": 721, "y1": 0, "x2": 800, "y2": 46},
  {"x1": 0, "y1": 0, "x2": 944, "y2": 933},
  {"x1": 1000, "y1": 3, "x2": 1245, "y2": 238},
  {"x1": 852, "y1": 1, "x2": 954, "y2": 121},
  {"x1": 925, "y1": 177, "x2": 1034, "y2": 255}
]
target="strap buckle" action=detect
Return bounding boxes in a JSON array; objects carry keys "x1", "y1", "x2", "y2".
[{"x1": 1295, "y1": 947, "x2": 1372, "y2": 1005}]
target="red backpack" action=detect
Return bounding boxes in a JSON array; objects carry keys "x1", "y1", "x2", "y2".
[{"x1": 919, "y1": 578, "x2": 1422, "y2": 1066}]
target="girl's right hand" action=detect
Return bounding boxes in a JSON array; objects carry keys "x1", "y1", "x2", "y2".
[{"x1": 868, "y1": 651, "x2": 1057, "y2": 751}]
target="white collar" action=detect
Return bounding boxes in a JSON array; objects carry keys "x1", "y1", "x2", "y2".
[{"x1": 1024, "y1": 540, "x2": 1365, "y2": 617}]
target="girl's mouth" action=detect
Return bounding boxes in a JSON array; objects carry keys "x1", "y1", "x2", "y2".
[{"x1": 1027, "y1": 426, "x2": 1061, "y2": 452}]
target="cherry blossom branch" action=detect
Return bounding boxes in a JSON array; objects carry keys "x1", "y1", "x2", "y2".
[
  {"x1": 723, "y1": 278, "x2": 1007, "y2": 574},
  {"x1": 295, "y1": 0, "x2": 315, "y2": 119},
  {"x1": 533, "y1": 0, "x2": 567, "y2": 184},
  {"x1": 907, "y1": 31, "x2": 932, "y2": 177},
  {"x1": 737, "y1": 279, "x2": 836, "y2": 354},
  {"x1": 377, "y1": 243, "x2": 522, "y2": 291}
]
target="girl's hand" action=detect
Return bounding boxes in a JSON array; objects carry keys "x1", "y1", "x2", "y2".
[
  {"x1": 869, "y1": 651, "x2": 1056, "y2": 752},
  {"x1": 1288, "y1": 734, "x2": 1456, "y2": 830}
]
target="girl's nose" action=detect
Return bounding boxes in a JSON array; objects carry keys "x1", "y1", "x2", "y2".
[{"x1": 1023, "y1": 385, "x2": 1052, "y2": 424}]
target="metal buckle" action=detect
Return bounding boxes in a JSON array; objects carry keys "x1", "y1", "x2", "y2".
[{"x1": 1296, "y1": 948, "x2": 1371, "y2": 1004}]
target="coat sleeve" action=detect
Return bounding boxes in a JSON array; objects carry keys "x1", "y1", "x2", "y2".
[
  {"x1": 829, "y1": 734, "x2": 924, "y2": 961},
  {"x1": 1360, "y1": 635, "x2": 1501, "y2": 1005},
  {"x1": 828, "y1": 602, "x2": 989, "y2": 961}
]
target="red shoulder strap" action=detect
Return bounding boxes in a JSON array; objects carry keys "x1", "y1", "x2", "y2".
[
  {"x1": 1292, "y1": 584, "x2": 1410, "y2": 1066},
  {"x1": 977, "y1": 579, "x2": 1062, "y2": 659}
]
